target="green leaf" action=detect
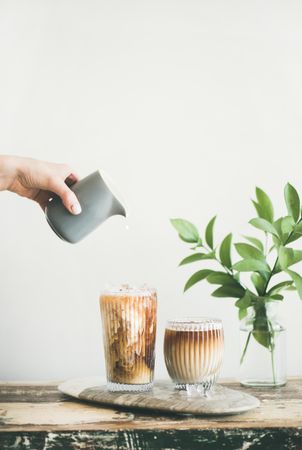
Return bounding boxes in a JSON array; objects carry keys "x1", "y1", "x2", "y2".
[
  {"x1": 252, "y1": 330, "x2": 271, "y2": 349},
  {"x1": 219, "y1": 233, "x2": 232, "y2": 269},
  {"x1": 294, "y1": 221, "x2": 302, "y2": 235},
  {"x1": 205, "y1": 215, "x2": 216, "y2": 250},
  {"x1": 243, "y1": 235, "x2": 264, "y2": 252},
  {"x1": 252, "y1": 200, "x2": 263, "y2": 219},
  {"x1": 274, "y1": 247, "x2": 302, "y2": 273},
  {"x1": 287, "y1": 224, "x2": 302, "y2": 244},
  {"x1": 180, "y1": 235, "x2": 202, "y2": 245},
  {"x1": 255, "y1": 187, "x2": 274, "y2": 223},
  {"x1": 286, "y1": 285, "x2": 297, "y2": 291},
  {"x1": 235, "y1": 243, "x2": 264, "y2": 260},
  {"x1": 184, "y1": 269, "x2": 213, "y2": 292},
  {"x1": 272, "y1": 235, "x2": 281, "y2": 248},
  {"x1": 251, "y1": 272, "x2": 266, "y2": 295},
  {"x1": 281, "y1": 216, "x2": 295, "y2": 234},
  {"x1": 273, "y1": 217, "x2": 283, "y2": 241},
  {"x1": 267, "y1": 294, "x2": 284, "y2": 301},
  {"x1": 238, "y1": 308, "x2": 248, "y2": 320},
  {"x1": 253, "y1": 310, "x2": 272, "y2": 349},
  {"x1": 270, "y1": 216, "x2": 295, "y2": 246},
  {"x1": 285, "y1": 269, "x2": 302, "y2": 300},
  {"x1": 278, "y1": 246, "x2": 294, "y2": 270},
  {"x1": 267, "y1": 280, "x2": 294, "y2": 296},
  {"x1": 290, "y1": 250, "x2": 302, "y2": 267},
  {"x1": 235, "y1": 290, "x2": 252, "y2": 309},
  {"x1": 170, "y1": 218, "x2": 200, "y2": 243},
  {"x1": 249, "y1": 218, "x2": 279, "y2": 236},
  {"x1": 212, "y1": 285, "x2": 245, "y2": 298},
  {"x1": 284, "y1": 183, "x2": 300, "y2": 223},
  {"x1": 258, "y1": 270, "x2": 270, "y2": 283},
  {"x1": 206, "y1": 272, "x2": 238, "y2": 286},
  {"x1": 233, "y1": 258, "x2": 270, "y2": 273},
  {"x1": 287, "y1": 234, "x2": 302, "y2": 244},
  {"x1": 179, "y1": 253, "x2": 215, "y2": 266}
]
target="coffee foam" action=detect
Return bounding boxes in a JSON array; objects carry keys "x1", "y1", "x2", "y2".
[
  {"x1": 101, "y1": 284, "x2": 156, "y2": 297},
  {"x1": 166, "y1": 317, "x2": 223, "y2": 331}
]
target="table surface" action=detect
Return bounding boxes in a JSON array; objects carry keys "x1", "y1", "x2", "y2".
[{"x1": 0, "y1": 378, "x2": 302, "y2": 450}]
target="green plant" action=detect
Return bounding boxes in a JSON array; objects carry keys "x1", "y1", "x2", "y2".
[{"x1": 171, "y1": 183, "x2": 302, "y2": 384}]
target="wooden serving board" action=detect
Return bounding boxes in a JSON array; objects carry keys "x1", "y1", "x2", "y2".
[{"x1": 59, "y1": 377, "x2": 260, "y2": 416}]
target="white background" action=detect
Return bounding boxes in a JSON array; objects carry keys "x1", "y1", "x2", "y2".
[{"x1": 1, "y1": 0, "x2": 302, "y2": 380}]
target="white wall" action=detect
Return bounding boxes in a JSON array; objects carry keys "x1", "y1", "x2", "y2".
[{"x1": 0, "y1": 0, "x2": 302, "y2": 381}]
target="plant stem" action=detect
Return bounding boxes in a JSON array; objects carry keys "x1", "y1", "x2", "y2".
[
  {"x1": 265, "y1": 232, "x2": 268, "y2": 257},
  {"x1": 240, "y1": 331, "x2": 251, "y2": 365},
  {"x1": 271, "y1": 341, "x2": 276, "y2": 385},
  {"x1": 268, "y1": 320, "x2": 277, "y2": 385}
]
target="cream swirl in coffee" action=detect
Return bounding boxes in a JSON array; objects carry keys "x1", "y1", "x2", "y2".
[
  {"x1": 164, "y1": 318, "x2": 224, "y2": 392},
  {"x1": 100, "y1": 285, "x2": 157, "y2": 391}
]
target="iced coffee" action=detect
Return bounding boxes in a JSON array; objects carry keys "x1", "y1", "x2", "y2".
[
  {"x1": 100, "y1": 285, "x2": 157, "y2": 391},
  {"x1": 164, "y1": 318, "x2": 224, "y2": 394}
]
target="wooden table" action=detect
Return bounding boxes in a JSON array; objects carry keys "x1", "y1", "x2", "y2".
[{"x1": 0, "y1": 379, "x2": 301, "y2": 449}]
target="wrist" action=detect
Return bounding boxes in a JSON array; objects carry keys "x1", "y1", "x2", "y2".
[{"x1": 0, "y1": 155, "x2": 22, "y2": 191}]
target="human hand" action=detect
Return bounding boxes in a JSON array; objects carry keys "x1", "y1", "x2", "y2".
[{"x1": 0, "y1": 155, "x2": 82, "y2": 214}]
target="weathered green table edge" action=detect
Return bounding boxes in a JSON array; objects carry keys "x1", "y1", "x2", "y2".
[{"x1": 0, "y1": 379, "x2": 302, "y2": 450}]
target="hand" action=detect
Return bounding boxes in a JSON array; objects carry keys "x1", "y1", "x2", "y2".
[{"x1": 0, "y1": 155, "x2": 82, "y2": 214}]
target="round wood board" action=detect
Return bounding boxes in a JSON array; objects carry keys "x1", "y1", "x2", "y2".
[{"x1": 59, "y1": 378, "x2": 260, "y2": 416}]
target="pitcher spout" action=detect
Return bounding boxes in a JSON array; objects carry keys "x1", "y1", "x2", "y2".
[{"x1": 111, "y1": 197, "x2": 127, "y2": 218}]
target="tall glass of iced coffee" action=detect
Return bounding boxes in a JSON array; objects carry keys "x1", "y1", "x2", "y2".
[{"x1": 100, "y1": 285, "x2": 157, "y2": 392}]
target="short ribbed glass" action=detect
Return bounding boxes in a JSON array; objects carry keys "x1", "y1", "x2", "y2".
[
  {"x1": 164, "y1": 318, "x2": 224, "y2": 394},
  {"x1": 100, "y1": 285, "x2": 157, "y2": 392}
]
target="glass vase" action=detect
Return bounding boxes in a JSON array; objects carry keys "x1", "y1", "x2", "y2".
[{"x1": 239, "y1": 302, "x2": 286, "y2": 387}]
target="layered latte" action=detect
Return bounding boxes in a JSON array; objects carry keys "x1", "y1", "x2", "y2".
[{"x1": 164, "y1": 318, "x2": 224, "y2": 392}]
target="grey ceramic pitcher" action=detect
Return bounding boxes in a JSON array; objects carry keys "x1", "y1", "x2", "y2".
[{"x1": 45, "y1": 171, "x2": 126, "y2": 243}]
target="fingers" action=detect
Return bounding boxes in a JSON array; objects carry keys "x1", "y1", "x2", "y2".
[
  {"x1": 48, "y1": 178, "x2": 82, "y2": 215},
  {"x1": 46, "y1": 164, "x2": 81, "y2": 215},
  {"x1": 59, "y1": 164, "x2": 80, "y2": 184},
  {"x1": 65, "y1": 173, "x2": 78, "y2": 187}
]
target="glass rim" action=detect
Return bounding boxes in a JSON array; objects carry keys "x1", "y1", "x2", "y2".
[
  {"x1": 100, "y1": 284, "x2": 157, "y2": 297},
  {"x1": 166, "y1": 317, "x2": 223, "y2": 330}
]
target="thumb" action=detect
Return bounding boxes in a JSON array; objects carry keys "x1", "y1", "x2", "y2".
[{"x1": 52, "y1": 180, "x2": 82, "y2": 215}]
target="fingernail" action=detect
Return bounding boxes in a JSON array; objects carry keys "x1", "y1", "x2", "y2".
[{"x1": 71, "y1": 203, "x2": 82, "y2": 215}]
